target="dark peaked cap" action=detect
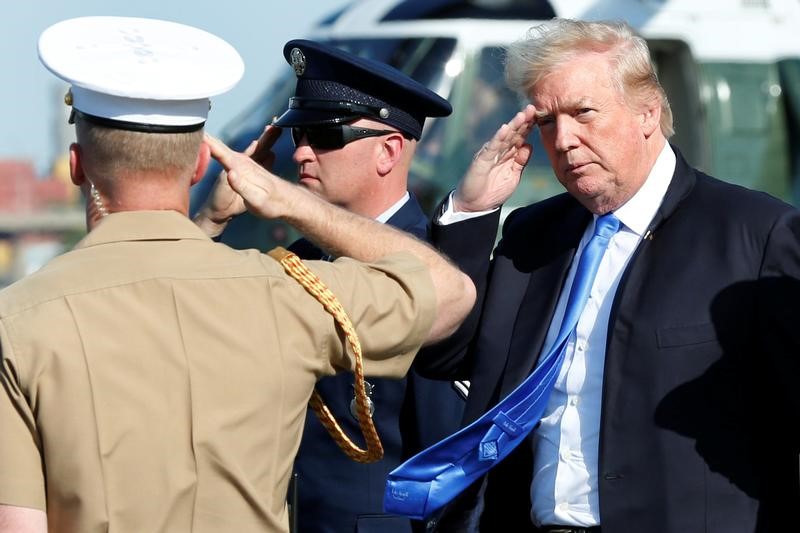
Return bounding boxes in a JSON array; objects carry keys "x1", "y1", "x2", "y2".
[{"x1": 273, "y1": 39, "x2": 452, "y2": 140}]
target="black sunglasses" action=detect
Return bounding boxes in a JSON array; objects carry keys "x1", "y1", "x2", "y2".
[{"x1": 291, "y1": 124, "x2": 402, "y2": 150}]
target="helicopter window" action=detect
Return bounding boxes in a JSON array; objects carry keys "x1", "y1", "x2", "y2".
[
  {"x1": 475, "y1": 47, "x2": 562, "y2": 215},
  {"x1": 327, "y1": 38, "x2": 456, "y2": 90},
  {"x1": 410, "y1": 45, "x2": 560, "y2": 216},
  {"x1": 381, "y1": 0, "x2": 556, "y2": 21}
]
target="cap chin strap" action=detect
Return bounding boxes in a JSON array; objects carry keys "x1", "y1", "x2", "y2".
[{"x1": 71, "y1": 110, "x2": 204, "y2": 134}]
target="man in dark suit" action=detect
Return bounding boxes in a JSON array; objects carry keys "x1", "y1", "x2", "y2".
[
  {"x1": 196, "y1": 39, "x2": 465, "y2": 533},
  {"x1": 413, "y1": 18, "x2": 800, "y2": 533}
]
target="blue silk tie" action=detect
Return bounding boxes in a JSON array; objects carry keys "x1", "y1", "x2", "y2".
[{"x1": 384, "y1": 213, "x2": 621, "y2": 519}]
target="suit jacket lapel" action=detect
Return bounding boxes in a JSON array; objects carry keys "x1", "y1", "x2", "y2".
[
  {"x1": 646, "y1": 145, "x2": 696, "y2": 232},
  {"x1": 601, "y1": 144, "x2": 697, "y2": 418},
  {"x1": 496, "y1": 198, "x2": 591, "y2": 397},
  {"x1": 499, "y1": 249, "x2": 576, "y2": 397}
]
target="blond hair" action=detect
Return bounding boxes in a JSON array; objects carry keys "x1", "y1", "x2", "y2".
[
  {"x1": 75, "y1": 117, "x2": 204, "y2": 179},
  {"x1": 505, "y1": 18, "x2": 674, "y2": 138}
]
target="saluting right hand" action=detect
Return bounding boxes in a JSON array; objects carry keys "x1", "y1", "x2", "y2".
[
  {"x1": 205, "y1": 132, "x2": 294, "y2": 221},
  {"x1": 208, "y1": 125, "x2": 282, "y2": 221},
  {"x1": 195, "y1": 126, "x2": 283, "y2": 237},
  {"x1": 453, "y1": 104, "x2": 537, "y2": 213}
]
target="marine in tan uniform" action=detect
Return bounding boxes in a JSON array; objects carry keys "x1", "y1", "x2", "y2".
[{"x1": 0, "y1": 17, "x2": 475, "y2": 533}]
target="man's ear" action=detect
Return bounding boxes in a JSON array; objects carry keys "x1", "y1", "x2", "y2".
[
  {"x1": 376, "y1": 133, "x2": 405, "y2": 176},
  {"x1": 641, "y1": 100, "x2": 661, "y2": 138},
  {"x1": 191, "y1": 141, "x2": 211, "y2": 186},
  {"x1": 69, "y1": 143, "x2": 86, "y2": 187}
]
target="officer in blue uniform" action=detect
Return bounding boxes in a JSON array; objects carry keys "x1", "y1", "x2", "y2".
[{"x1": 272, "y1": 40, "x2": 466, "y2": 533}]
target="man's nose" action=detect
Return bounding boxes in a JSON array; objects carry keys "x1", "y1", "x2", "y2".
[
  {"x1": 292, "y1": 138, "x2": 314, "y2": 164},
  {"x1": 553, "y1": 117, "x2": 580, "y2": 152}
]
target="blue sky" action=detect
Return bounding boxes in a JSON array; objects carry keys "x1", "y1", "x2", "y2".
[{"x1": 2, "y1": 0, "x2": 351, "y2": 173}]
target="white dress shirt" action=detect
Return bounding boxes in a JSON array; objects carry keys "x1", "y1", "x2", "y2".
[{"x1": 529, "y1": 143, "x2": 675, "y2": 527}]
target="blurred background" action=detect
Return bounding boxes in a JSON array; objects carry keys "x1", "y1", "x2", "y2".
[{"x1": 2, "y1": 0, "x2": 800, "y2": 286}]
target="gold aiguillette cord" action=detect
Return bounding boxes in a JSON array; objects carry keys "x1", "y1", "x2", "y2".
[{"x1": 268, "y1": 247, "x2": 383, "y2": 463}]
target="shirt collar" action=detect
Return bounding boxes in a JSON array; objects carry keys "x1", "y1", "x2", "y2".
[
  {"x1": 612, "y1": 142, "x2": 676, "y2": 236},
  {"x1": 74, "y1": 210, "x2": 212, "y2": 249},
  {"x1": 375, "y1": 191, "x2": 410, "y2": 224}
]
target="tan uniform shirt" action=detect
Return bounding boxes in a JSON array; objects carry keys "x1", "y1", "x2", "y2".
[{"x1": 0, "y1": 210, "x2": 435, "y2": 533}]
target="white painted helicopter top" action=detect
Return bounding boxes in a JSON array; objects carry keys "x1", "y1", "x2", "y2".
[{"x1": 313, "y1": 0, "x2": 800, "y2": 62}]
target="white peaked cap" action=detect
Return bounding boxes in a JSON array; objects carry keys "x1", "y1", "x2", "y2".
[{"x1": 38, "y1": 16, "x2": 244, "y2": 132}]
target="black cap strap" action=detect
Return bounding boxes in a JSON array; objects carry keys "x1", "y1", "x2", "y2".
[{"x1": 71, "y1": 109, "x2": 205, "y2": 133}]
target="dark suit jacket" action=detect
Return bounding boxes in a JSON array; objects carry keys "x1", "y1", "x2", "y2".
[
  {"x1": 418, "y1": 147, "x2": 800, "y2": 533},
  {"x1": 289, "y1": 194, "x2": 465, "y2": 533}
]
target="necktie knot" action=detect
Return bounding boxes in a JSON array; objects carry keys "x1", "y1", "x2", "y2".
[{"x1": 594, "y1": 212, "x2": 620, "y2": 239}]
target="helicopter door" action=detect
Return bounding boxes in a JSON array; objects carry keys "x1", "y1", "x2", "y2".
[
  {"x1": 697, "y1": 60, "x2": 792, "y2": 200},
  {"x1": 649, "y1": 40, "x2": 706, "y2": 172},
  {"x1": 422, "y1": 45, "x2": 562, "y2": 218},
  {"x1": 778, "y1": 59, "x2": 800, "y2": 203}
]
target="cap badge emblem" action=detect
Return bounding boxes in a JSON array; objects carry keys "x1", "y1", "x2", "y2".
[{"x1": 290, "y1": 47, "x2": 306, "y2": 77}]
